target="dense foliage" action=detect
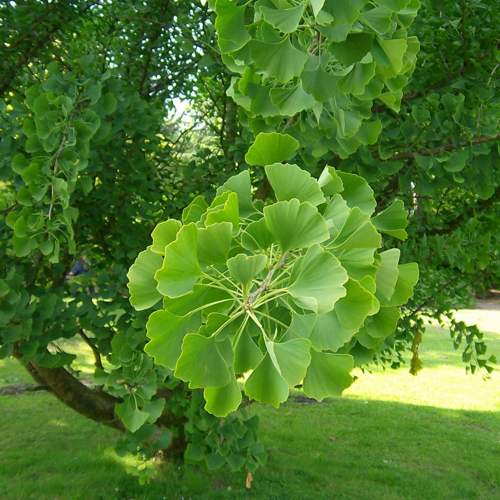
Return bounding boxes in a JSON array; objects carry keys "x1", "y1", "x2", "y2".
[
  {"x1": 0, "y1": 0, "x2": 497, "y2": 482},
  {"x1": 128, "y1": 147, "x2": 417, "y2": 416}
]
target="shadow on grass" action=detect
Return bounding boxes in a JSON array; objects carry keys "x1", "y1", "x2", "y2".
[{"x1": 1, "y1": 391, "x2": 498, "y2": 500}]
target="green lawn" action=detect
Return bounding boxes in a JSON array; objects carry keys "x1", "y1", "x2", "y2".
[{"x1": 1, "y1": 308, "x2": 499, "y2": 499}]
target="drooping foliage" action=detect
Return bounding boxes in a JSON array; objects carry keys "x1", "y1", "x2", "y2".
[{"x1": 212, "y1": 0, "x2": 420, "y2": 160}]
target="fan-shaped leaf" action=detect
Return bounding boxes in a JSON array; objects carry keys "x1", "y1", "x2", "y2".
[
  {"x1": 127, "y1": 249, "x2": 162, "y2": 310},
  {"x1": 245, "y1": 132, "x2": 299, "y2": 166},
  {"x1": 288, "y1": 245, "x2": 348, "y2": 313},
  {"x1": 264, "y1": 199, "x2": 329, "y2": 251},
  {"x1": 244, "y1": 354, "x2": 289, "y2": 407},
  {"x1": 155, "y1": 224, "x2": 201, "y2": 298},
  {"x1": 303, "y1": 351, "x2": 354, "y2": 400},
  {"x1": 144, "y1": 310, "x2": 201, "y2": 369},
  {"x1": 150, "y1": 219, "x2": 182, "y2": 255},
  {"x1": 265, "y1": 163, "x2": 325, "y2": 206},
  {"x1": 175, "y1": 333, "x2": 231, "y2": 389}
]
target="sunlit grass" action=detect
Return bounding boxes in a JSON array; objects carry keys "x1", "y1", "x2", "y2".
[{"x1": 0, "y1": 307, "x2": 498, "y2": 499}]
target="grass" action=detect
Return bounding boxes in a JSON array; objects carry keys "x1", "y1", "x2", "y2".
[{"x1": 0, "y1": 308, "x2": 499, "y2": 499}]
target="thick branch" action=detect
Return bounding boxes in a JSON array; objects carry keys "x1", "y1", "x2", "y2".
[{"x1": 378, "y1": 134, "x2": 500, "y2": 161}]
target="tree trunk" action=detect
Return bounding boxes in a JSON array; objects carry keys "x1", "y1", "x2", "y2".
[{"x1": 14, "y1": 354, "x2": 187, "y2": 459}]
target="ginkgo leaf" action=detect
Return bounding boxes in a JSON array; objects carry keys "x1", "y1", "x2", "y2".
[
  {"x1": 265, "y1": 163, "x2": 325, "y2": 206},
  {"x1": 311, "y1": 279, "x2": 379, "y2": 351},
  {"x1": 288, "y1": 245, "x2": 348, "y2": 313},
  {"x1": 218, "y1": 170, "x2": 255, "y2": 216},
  {"x1": 227, "y1": 253, "x2": 267, "y2": 288},
  {"x1": 144, "y1": 309, "x2": 201, "y2": 369},
  {"x1": 244, "y1": 353, "x2": 289, "y2": 407},
  {"x1": 258, "y1": 3, "x2": 305, "y2": 33},
  {"x1": 241, "y1": 217, "x2": 274, "y2": 251},
  {"x1": 330, "y1": 207, "x2": 381, "y2": 254},
  {"x1": 375, "y1": 249, "x2": 400, "y2": 303},
  {"x1": 155, "y1": 223, "x2": 201, "y2": 298},
  {"x1": 372, "y1": 199, "x2": 408, "y2": 240},
  {"x1": 197, "y1": 222, "x2": 233, "y2": 267},
  {"x1": 264, "y1": 199, "x2": 329, "y2": 251},
  {"x1": 272, "y1": 338, "x2": 311, "y2": 386},
  {"x1": 245, "y1": 132, "x2": 300, "y2": 166},
  {"x1": 234, "y1": 328, "x2": 263, "y2": 373},
  {"x1": 127, "y1": 248, "x2": 163, "y2": 310},
  {"x1": 303, "y1": 351, "x2": 354, "y2": 400},
  {"x1": 115, "y1": 397, "x2": 149, "y2": 433},
  {"x1": 384, "y1": 262, "x2": 419, "y2": 306},
  {"x1": 250, "y1": 38, "x2": 308, "y2": 83},
  {"x1": 150, "y1": 219, "x2": 181, "y2": 255},
  {"x1": 204, "y1": 375, "x2": 242, "y2": 417},
  {"x1": 336, "y1": 169, "x2": 376, "y2": 215},
  {"x1": 205, "y1": 191, "x2": 240, "y2": 230},
  {"x1": 175, "y1": 333, "x2": 232, "y2": 389},
  {"x1": 182, "y1": 195, "x2": 208, "y2": 224},
  {"x1": 214, "y1": 0, "x2": 251, "y2": 54}
]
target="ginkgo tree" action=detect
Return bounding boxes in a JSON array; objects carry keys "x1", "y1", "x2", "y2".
[
  {"x1": 128, "y1": 132, "x2": 418, "y2": 417},
  {"x1": 1, "y1": 0, "x2": 427, "y2": 480}
]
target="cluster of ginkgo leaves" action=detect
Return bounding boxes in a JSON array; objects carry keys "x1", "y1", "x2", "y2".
[
  {"x1": 127, "y1": 132, "x2": 418, "y2": 418},
  {"x1": 211, "y1": 0, "x2": 420, "y2": 159}
]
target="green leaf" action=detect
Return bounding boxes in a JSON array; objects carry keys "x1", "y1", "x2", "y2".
[
  {"x1": 197, "y1": 222, "x2": 233, "y2": 267},
  {"x1": 215, "y1": 0, "x2": 251, "y2": 53},
  {"x1": 265, "y1": 163, "x2": 325, "y2": 206},
  {"x1": 182, "y1": 195, "x2": 208, "y2": 224},
  {"x1": 241, "y1": 217, "x2": 274, "y2": 251},
  {"x1": 330, "y1": 208, "x2": 381, "y2": 255},
  {"x1": 264, "y1": 199, "x2": 329, "y2": 251},
  {"x1": 303, "y1": 351, "x2": 354, "y2": 400},
  {"x1": 155, "y1": 223, "x2": 201, "y2": 298},
  {"x1": 311, "y1": 279, "x2": 379, "y2": 351},
  {"x1": 245, "y1": 132, "x2": 300, "y2": 166},
  {"x1": 205, "y1": 191, "x2": 240, "y2": 230},
  {"x1": 288, "y1": 245, "x2": 348, "y2": 313},
  {"x1": 302, "y1": 68, "x2": 340, "y2": 102},
  {"x1": 251, "y1": 38, "x2": 308, "y2": 83},
  {"x1": 234, "y1": 329, "x2": 264, "y2": 373},
  {"x1": 115, "y1": 397, "x2": 149, "y2": 433},
  {"x1": 175, "y1": 333, "x2": 231, "y2": 388},
  {"x1": 150, "y1": 219, "x2": 182, "y2": 255},
  {"x1": 310, "y1": 0, "x2": 326, "y2": 17},
  {"x1": 331, "y1": 33, "x2": 374, "y2": 66},
  {"x1": 144, "y1": 310, "x2": 201, "y2": 369},
  {"x1": 373, "y1": 38, "x2": 408, "y2": 74},
  {"x1": 323, "y1": 194, "x2": 350, "y2": 238},
  {"x1": 384, "y1": 263, "x2": 419, "y2": 306},
  {"x1": 244, "y1": 354, "x2": 289, "y2": 407},
  {"x1": 372, "y1": 200, "x2": 408, "y2": 240},
  {"x1": 218, "y1": 170, "x2": 255, "y2": 216},
  {"x1": 375, "y1": 249, "x2": 400, "y2": 303},
  {"x1": 358, "y1": 306, "x2": 400, "y2": 344},
  {"x1": 361, "y1": 6, "x2": 394, "y2": 34},
  {"x1": 227, "y1": 253, "x2": 267, "y2": 288},
  {"x1": 127, "y1": 249, "x2": 163, "y2": 310},
  {"x1": 283, "y1": 312, "x2": 317, "y2": 341},
  {"x1": 270, "y1": 85, "x2": 316, "y2": 116},
  {"x1": 318, "y1": 165, "x2": 344, "y2": 196},
  {"x1": 204, "y1": 376, "x2": 242, "y2": 416},
  {"x1": 443, "y1": 149, "x2": 469, "y2": 173},
  {"x1": 336, "y1": 169, "x2": 376, "y2": 215},
  {"x1": 258, "y1": 3, "x2": 305, "y2": 33},
  {"x1": 272, "y1": 338, "x2": 311, "y2": 386}
]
